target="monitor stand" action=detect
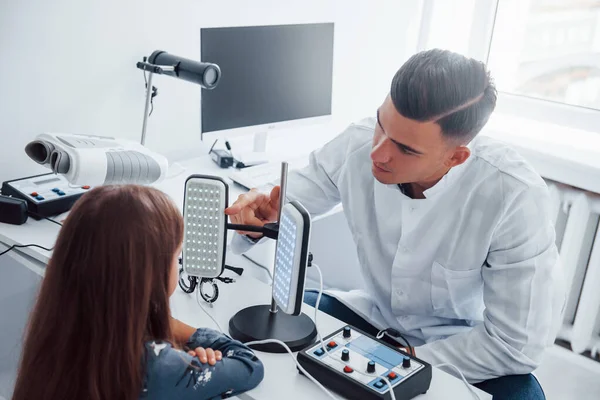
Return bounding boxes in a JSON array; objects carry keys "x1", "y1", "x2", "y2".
[
  {"x1": 234, "y1": 131, "x2": 269, "y2": 167},
  {"x1": 253, "y1": 131, "x2": 268, "y2": 152}
]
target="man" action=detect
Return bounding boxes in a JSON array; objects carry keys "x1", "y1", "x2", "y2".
[{"x1": 226, "y1": 49, "x2": 565, "y2": 399}]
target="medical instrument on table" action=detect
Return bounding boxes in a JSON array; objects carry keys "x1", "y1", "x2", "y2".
[
  {"x1": 24, "y1": 133, "x2": 168, "y2": 186},
  {"x1": 297, "y1": 325, "x2": 432, "y2": 400},
  {"x1": 2, "y1": 173, "x2": 91, "y2": 219}
]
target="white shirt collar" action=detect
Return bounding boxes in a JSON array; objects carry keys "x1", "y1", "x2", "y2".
[
  {"x1": 423, "y1": 155, "x2": 473, "y2": 198},
  {"x1": 390, "y1": 154, "x2": 474, "y2": 199}
]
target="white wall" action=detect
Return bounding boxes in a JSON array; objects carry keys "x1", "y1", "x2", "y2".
[{"x1": 0, "y1": 0, "x2": 422, "y2": 184}]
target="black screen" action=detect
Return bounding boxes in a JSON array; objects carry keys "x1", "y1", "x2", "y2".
[{"x1": 200, "y1": 23, "x2": 334, "y2": 133}]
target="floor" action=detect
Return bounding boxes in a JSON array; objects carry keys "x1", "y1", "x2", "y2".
[{"x1": 535, "y1": 345, "x2": 600, "y2": 400}]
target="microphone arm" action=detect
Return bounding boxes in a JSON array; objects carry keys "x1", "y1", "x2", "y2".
[
  {"x1": 136, "y1": 61, "x2": 175, "y2": 146},
  {"x1": 135, "y1": 50, "x2": 221, "y2": 145}
]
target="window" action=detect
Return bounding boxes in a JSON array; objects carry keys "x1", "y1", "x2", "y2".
[
  {"x1": 419, "y1": 0, "x2": 600, "y2": 131},
  {"x1": 488, "y1": 0, "x2": 600, "y2": 111}
]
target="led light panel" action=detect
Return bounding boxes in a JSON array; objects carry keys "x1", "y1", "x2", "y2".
[
  {"x1": 272, "y1": 201, "x2": 311, "y2": 315},
  {"x1": 182, "y1": 175, "x2": 228, "y2": 278}
]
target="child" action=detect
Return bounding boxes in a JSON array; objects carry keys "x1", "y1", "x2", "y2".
[{"x1": 12, "y1": 185, "x2": 264, "y2": 399}]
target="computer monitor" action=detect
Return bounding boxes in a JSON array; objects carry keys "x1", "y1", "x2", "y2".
[{"x1": 200, "y1": 22, "x2": 334, "y2": 143}]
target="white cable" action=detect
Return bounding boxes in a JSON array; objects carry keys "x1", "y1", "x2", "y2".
[
  {"x1": 195, "y1": 289, "x2": 225, "y2": 333},
  {"x1": 433, "y1": 363, "x2": 481, "y2": 400},
  {"x1": 245, "y1": 338, "x2": 340, "y2": 400},
  {"x1": 242, "y1": 253, "x2": 273, "y2": 283},
  {"x1": 312, "y1": 263, "x2": 328, "y2": 355}
]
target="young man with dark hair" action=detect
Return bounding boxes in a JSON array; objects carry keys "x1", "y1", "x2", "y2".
[{"x1": 226, "y1": 49, "x2": 565, "y2": 399}]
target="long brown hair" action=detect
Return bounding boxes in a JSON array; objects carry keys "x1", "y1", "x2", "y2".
[{"x1": 12, "y1": 185, "x2": 184, "y2": 400}]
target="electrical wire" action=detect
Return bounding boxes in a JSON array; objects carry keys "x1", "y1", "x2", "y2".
[
  {"x1": 195, "y1": 288, "x2": 225, "y2": 333},
  {"x1": 27, "y1": 211, "x2": 63, "y2": 227},
  {"x1": 245, "y1": 338, "x2": 340, "y2": 400},
  {"x1": 434, "y1": 363, "x2": 482, "y2": 400},
  {"x1": 241, "y1": 253, "x2": 273, "y2": 282},
  {"x1": 41, "y1": 216, "x2": 63, "y2": 227},
  {"x1": 143, "y1": 67, "x2": 155, "y2": 116},
  {"x1": 376, "y1": 328, "x2": 415, "y2": 357},
  {"x1": 0, "y1": 243, "x2": 53, "y2": 257},
  {"x1": 312, "y1": 263, "x2": 327, "y2": 354}
]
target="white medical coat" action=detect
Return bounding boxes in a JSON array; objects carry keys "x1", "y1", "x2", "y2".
[{"x1": 233, "y1": 118, "x2": 566, "y2": 382}]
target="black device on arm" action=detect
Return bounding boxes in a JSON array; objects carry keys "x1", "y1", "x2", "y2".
[
  {"x1": 136, "y1": 50, "x2": 221, "y2": 146},
  {"x1": 147, "y1": 50, "x2": 221, "y2": 88}
]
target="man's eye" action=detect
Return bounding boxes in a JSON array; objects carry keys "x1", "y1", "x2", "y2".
[{"x1": 398, "y1": 146, "x2": 414, "y2": 155}]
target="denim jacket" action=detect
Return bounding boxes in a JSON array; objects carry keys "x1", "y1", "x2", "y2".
[{"x1": 140, "y1": 328, "x2": 264, "y2": 399}]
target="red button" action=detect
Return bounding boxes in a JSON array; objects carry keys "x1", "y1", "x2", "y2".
[
  {"x1": 328, "y1": 341, "x2": 337, "y2": 348},
  {"x1": 343, "y1": 366, "x2": 353, "y2": 373},
  {"x1": 388, "y1": 372, "x2": 397, "y2": 380},
  {"x1": 82, "y1": 185, "x2": 90, "y2": 189},
  {"x1": 31, "y1": 192, "x2": 38, "y2": 196}
]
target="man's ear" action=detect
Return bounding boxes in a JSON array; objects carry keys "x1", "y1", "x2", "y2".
[{"x1": 445, "y1": 146, "x2": 471, "y2": 168}]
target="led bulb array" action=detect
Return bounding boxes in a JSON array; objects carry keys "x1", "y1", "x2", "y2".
[
  {"x1": 273, "y1": 212, "x2": 298, "y2": 307},
  {"x1": 183, "y1": 180, "x2": 226, "y2": 278}
]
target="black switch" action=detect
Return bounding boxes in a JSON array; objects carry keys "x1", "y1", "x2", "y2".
[
  {"x1": 367, "y1": 360, "x2": 376, "y2": 373},
  {"x1": 402, "y1": 357, "x2": 411, "y2": 369},
  {"x1": 343, "y1": 326, "x2": 351, "y2": 338},
  {"x1": 341, "y1": 349, "x2": 350, "y2": 361}
]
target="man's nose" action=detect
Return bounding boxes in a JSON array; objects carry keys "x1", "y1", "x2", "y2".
[{"x1": 371, "y1": 137, "x2": 391, "y2": 163}]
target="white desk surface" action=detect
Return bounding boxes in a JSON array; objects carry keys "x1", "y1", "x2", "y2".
[
  {"x1": 0, "y1": 132, "x2": 490, "y2": 400},
  {"x1": 171, "y1": 268, "x2": 491, "y2": 400}
]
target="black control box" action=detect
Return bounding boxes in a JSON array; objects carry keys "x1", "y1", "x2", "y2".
[{"x1": 297, "y1": 325, "x2": 431, "y2": 400}]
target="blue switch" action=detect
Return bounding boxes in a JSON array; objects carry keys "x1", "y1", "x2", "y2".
[
  {"x1": 57, "y1": 191, "x2": 66, "y2": 196},
  {"x1": 374, "y1": 380, "x2": 385, "y2": 389},
  {"x1": 52, "y1": 188, "x2": 60, "y2": 193},
  {"x1": 36, "y1": 195, "x2": 44, "y2": 201}
]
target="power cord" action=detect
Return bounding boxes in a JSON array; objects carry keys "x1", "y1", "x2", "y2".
[
  {"x1": 241, "y1": 254, "x2": 273, "y2": 283},
  {"x1": 142, "y1": 56, "x2": 158, "y2": 116},
  {"x1": 195, "y1": 289, "x2": 225, "y2": 333},
  {"x1": 376, "y1": 328, "x2": 414, "y2": 357},
  {"x1": 433, "y1": 363, "x2": 481, "y2": 400},
  {"x1": 0, "y1": 243, "x2": 53, "y2": 257},
  {"x1": 27, "y1": 211, "x2": 63, "y2": 227}
]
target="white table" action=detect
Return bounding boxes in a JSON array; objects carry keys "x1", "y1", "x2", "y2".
[
  {"x1": 170, "y1": 268, "x2": 490, "y2": 400},
  {"x1": 0, "y1": 136, "x2": 490, "y2": 399}
]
